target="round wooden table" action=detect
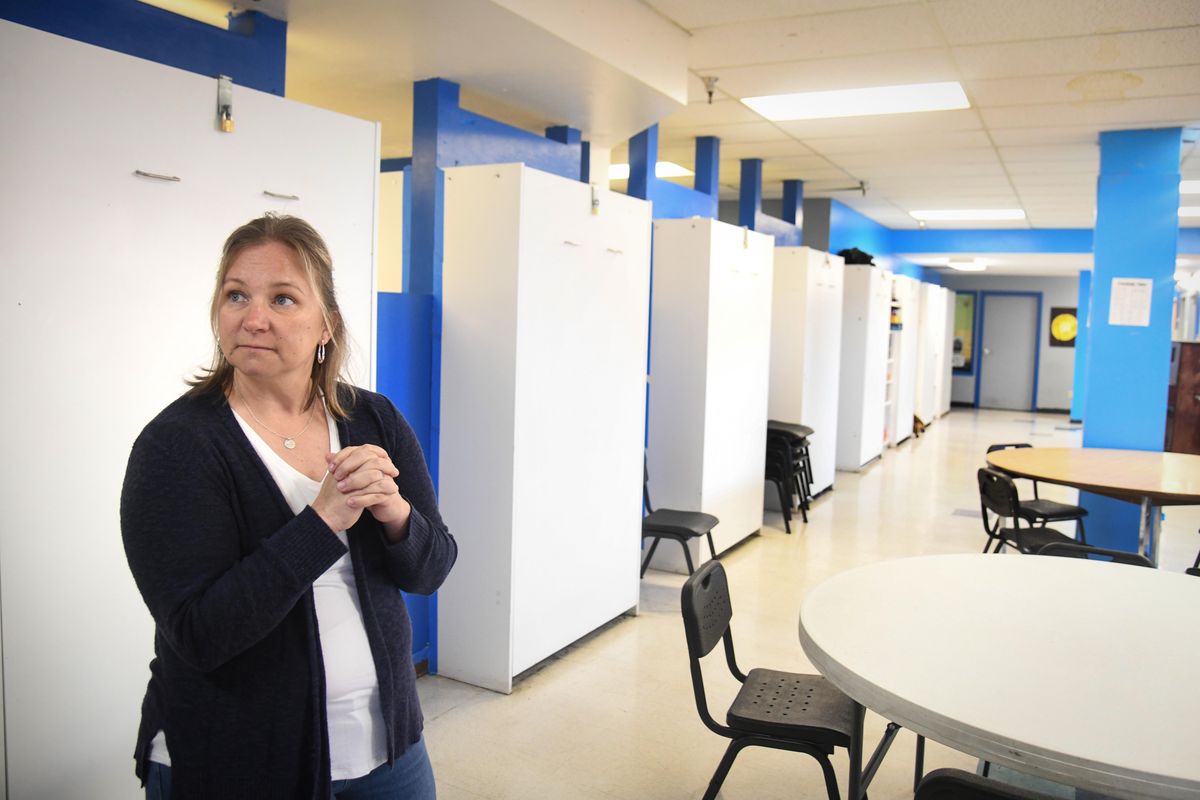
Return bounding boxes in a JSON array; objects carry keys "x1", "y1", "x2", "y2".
[
  {"x1": 985, "y1": 447, "x2": 1200, "y2": 563},
  {"x1": 799, "y1": 554, "x2": 1200, "y2": 799}
]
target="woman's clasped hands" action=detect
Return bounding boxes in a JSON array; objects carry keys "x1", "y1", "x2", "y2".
[{"x1": 312, "y1": 444, "x2": 412, "y2": 540}]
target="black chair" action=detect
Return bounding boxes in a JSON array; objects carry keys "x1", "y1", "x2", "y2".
[
  {"x1": 642, "y1": 461, "x2": 719, "y2": 578},
  {"x1": 986, "y1": 443, "x2": 1088, "y2": 541},
  {"x1": 767, "y1": 420, "x2": 815, "y2": 525},
  {"x1": 1036, "y1": 541, "x2": 1154, "y2": 568},
  {"x1": 978, "y1": 468, "x2": 1077, "y2": 554},
  {"x1": 681, "y1": 561, "x2": 899, "y2": 800},
  {"x1": 915, "y1": 768, "x2": 1060, "y2": 800}
]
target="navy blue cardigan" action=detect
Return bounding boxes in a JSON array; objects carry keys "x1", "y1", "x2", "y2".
[{"x1": 121, "y1": 386, "x2": 457, "y2": 799}]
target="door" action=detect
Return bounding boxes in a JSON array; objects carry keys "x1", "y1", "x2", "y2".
[{"x1": 978, "y1": 294, "x2": 1039, "y2": 410}]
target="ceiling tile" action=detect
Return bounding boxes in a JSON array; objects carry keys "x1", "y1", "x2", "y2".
[
  {"x1": 703, "y1": 49, "x2": 958, "y2": 98},
  {"x1": 953, "y1": 27, "x2": 1200, "y2": 80},
  {"x1": 981, "y1": 95, "x2": 1200, "y2": 129},
  {"x1": 997, "y1": 144, "x2": 1098, "y2": 163},
  {"x1": 929, "y1": 0, "x2": 1200, "y2": 46},
  {"x1": 644, "y1": 0, "x2": 913, "y2": 31},
  {"x1": 688, "y1": 4, "x2": 944, "y2": 69},
  {"x1": 967, "y1": 65, "x2": 1200, "y2": 108},
  {"x1": 804, "y1": 130, "x2": 993, "y2": 155},
  {"x1": 774, "y1": 108, "x2": 985, "y2": 139},
  {"x1": 659, "y1": 98, "x2": 764, "y2": 127}
]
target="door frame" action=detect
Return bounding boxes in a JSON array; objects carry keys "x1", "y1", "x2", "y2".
[{"x1": 974, "y1": 291, "x2": 1043, "y2": 411}]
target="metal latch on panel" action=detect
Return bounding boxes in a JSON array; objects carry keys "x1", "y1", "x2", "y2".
[
  {"x1": 217, "y1": 75, "x2": 235, "y2": 133},
  {"x1": 591, "y1": 183, "x2": 600, "y2": 216}
]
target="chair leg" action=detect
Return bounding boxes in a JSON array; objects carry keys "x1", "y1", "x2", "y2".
[
  {"x1": 777, "y1": 480, "x2": 792, "y2": 533},
  {"x1": 814, "y1": 752, "x2": 840, "y2": 800},
  {"x1": 705, "y1": 531, "x2": 718, "y2": 561},
  {"x1": 913, "y1": 734, "x2": 926, "y2": 793},
  {"x1": 677, "y1": 539, "x2": 696, "y2": 574},
  {"x1": 701, "y1": 739, "x2": 748, "y2": 800},
  {"x1": 1077, "y1": 517, "x2": 1087, "y2": 545},
  {"x1": 639, "y1": 537, "x2": 661, "y2": 578}
]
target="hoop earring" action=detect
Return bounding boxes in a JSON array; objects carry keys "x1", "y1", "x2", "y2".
[{"x1": 317, "y1": 342, "x2": 326, "y2": 365}]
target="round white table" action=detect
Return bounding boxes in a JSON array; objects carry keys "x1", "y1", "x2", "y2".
[{"x1": 799, "y1": 554, "x2": 1200, "y2": 799}]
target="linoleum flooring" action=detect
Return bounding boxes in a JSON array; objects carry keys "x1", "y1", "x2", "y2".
[{"x1": 417, "y1": 409, "x2": 1199, "y2": 799}]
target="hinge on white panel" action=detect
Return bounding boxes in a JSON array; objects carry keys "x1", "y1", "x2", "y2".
[{"x1": 217, "y1": 75, "x2": 235, "y2": 133}]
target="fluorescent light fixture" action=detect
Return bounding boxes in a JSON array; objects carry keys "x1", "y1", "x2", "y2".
[
  {"x1": 910, "y1": 209, "x2": 1026, "y2": 222},
  {"x1": 947, "y1": 258, "x2": 987, "y2": 272},
  {"x1": 742, "y1": 81, "x2": 969, "y2": 121},
  {"x1": 1181, "y1": 207, "x2": 1200, "y2": 218},
  {"x1": 607, "y1": 161, "x2": 694, "y2": 180},
  {"x1": 1181, "y1": 180, "x2": 1200, "y2": 194}
]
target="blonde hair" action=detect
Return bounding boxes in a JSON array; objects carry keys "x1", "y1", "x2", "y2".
[{"x1": 188, "y1": 214, "x2": 355, "y2": 418}]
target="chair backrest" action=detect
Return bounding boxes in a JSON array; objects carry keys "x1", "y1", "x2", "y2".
[
  {"x1": 986, "y1": 442, "x2": 1032, "y2": 454},
  {"x1": 978, "y1": 467, "x2": 1021, "y2": 519},
  {"x1": 915, "y1": 768, "x2": 1057, "y2": 800},
  {"x1": 1036, "y1": 542, "x2": 1154, "y2": 568},
  {"x1": 681, "y1": 560, "x2": 733, "y2": 660}
]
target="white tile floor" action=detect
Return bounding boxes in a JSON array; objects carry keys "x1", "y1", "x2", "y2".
[{"x1": 417, "y1": 409, "x2": 1200, "y2": 799}]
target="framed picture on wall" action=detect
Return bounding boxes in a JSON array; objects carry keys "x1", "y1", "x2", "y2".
[
  {"x1": 953, "y1": 292, "x2": 976, "y2": 373},
  {"x1": 1049, "y1": 306, "x2": 1078, "y2": 347}
]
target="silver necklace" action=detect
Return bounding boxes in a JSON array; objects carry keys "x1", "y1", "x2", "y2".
[{"x1": 236, "y1": 388, "x2": 319, "y2": 450}]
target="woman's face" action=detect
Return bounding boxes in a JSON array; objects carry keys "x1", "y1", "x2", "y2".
[{"x1": 217, "y1": 240, "x2": 330, "y2": 388}]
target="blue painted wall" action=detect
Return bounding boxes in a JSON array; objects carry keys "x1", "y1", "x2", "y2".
[
  {"x1": 1, "y1": 0, "x2": 286, "y2": 95},
  {"x1": 1070, "y1": 269, "x2": 1092, "y2": 422},
  {"x1": 627, "y1": 125, "x2": 720, "y2": 219},
  {"x1": 1080, "y1": 128, "x2": 1182, "y2": 553},
  {"x1": 738, "y1": 160, "x2": 802, "y2": 246},
  {"x1": 376, "y1": 292, "x2": 436, "y2": 667}
]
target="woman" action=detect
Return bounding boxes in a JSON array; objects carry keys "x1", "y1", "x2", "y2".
[{"x1": 121, "y1": 214, "x2": 457, "y2": 799}]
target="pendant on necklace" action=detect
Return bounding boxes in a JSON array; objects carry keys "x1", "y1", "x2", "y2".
[{"x1": 284, "y1": 438, "x2": 297, "y2": 450}]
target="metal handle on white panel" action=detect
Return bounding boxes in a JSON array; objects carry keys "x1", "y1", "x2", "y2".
[
  {"x1": 563, "y1": 240, "x2": 582, "y2": 247},
  {"x1": 264, "y1": 190, "x2": 300, "y2": 201},
  {"x1": 606, "y1": 247, "x2": 623, "y2": 255},
  {"x1": 134, "y1": 170, "x2": 180, "y2": 182}
]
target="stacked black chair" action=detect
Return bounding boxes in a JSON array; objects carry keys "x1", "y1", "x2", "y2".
[
  {"x1": 978, "y1": 468, "x2": 1077, "y2": 554},
  {"x1": 681, "y1": 561, "x2": 900, "y2": 800},
  {"x1": 641, "y1": 461, "x2": 719, "y2": 578},
  {"x1": 766, "y1": 420, "x2": 815, "y2": 530},
  {"x1": 1036, "y1": 541, "x2": 1154, "y2": 567},
  {"x1": 986, "y1": 443, "x2": 1088, "y2": 541}
]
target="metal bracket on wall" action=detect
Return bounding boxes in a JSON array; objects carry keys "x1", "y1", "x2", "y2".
[{"x1": 217, "y1": 74, "x2": 235, "y2": 133}]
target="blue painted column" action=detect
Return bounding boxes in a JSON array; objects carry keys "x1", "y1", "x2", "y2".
[
  {"x1": 695, "y1": 136, "x2": 720, "y2": 197},
  {"x1": 1069, "y1": 269, "x2": 1091, "y2": 423},
  {"x1": 782, "y1": 179, "x2": 803, "y2": 227},
  {"x1": 1080, "y1": 128, "x2": 1182, "y2": 551},
  {"x1": 738, "y1": 159, "x2": 764, "y2": 229}
]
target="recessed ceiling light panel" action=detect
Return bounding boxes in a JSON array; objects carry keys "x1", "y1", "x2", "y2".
[
  {"x1": 742, "y1": 81, "x2": 969, "y2": 122},
  {"x1": 1181, "y1": 180, "x2": 1200, "y2": 195}
]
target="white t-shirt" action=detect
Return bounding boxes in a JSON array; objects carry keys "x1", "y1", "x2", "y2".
[{"x1": 150, "y1": 409, "x2": 387, "y2": 781}]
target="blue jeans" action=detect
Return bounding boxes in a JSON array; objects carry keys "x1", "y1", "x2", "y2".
[{"x1": 145, "y1": 737, "x2": 436, "y2": 800}]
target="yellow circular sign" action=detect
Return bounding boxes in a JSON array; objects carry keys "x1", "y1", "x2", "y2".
[{"x1": 1051, "y1": 312, "x2": 1077, "y2": 342}]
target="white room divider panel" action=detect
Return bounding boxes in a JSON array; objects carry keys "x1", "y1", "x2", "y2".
[
  {"x1": 437, "y1": 163, "x2": 651, "y2": 693},
  {"x1": 890, "y1": 274, "x2": 921, "y2": 445},
  {"x1": 916, "y1": 282, "x2": 951, "y2": 425},
  {"x1": 768, "y1": 247, "x2": 845, "y2": 495},
  {"x1": 646, "y1": 218, "x2": 774, "y2": 572},
  {"x1": 0, "y1": 22, "x2": 379, "y2": 799},
  {"x1": 941, "y1": 288, "x2": 957, "y2": 416},
  {"x1": 837, "y1": 265, "x2": 891, "y2": 470}
]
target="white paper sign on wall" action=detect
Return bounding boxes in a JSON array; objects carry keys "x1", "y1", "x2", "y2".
[{"x1": 1108, "y1": 278, "x2": 1153, "y2": 327}]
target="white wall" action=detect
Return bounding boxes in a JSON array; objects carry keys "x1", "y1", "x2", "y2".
[{"x1": 941, "y1": 274, "x2": 1082, "y2": 411}]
